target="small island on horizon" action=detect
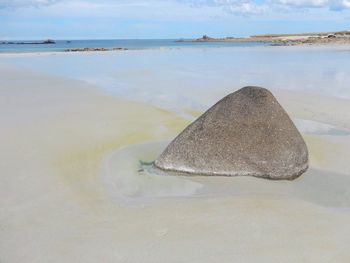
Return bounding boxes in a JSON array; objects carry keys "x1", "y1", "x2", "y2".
[
  {"x1": 0, "y1": 39, "x2": 56, "y2": 45},
  {"x1": 178, "y1": 30, "x2": 350, "y2": 46}
]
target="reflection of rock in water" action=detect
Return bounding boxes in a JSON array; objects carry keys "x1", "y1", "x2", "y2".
[
  {"x1": 154, "y1": 86, "x2": 308, "y2": 180},
  {"x1": 100, "y1": 141, "x2": 203, "y2": 206},
  {"x1": 101, "y1": 141, "x2": 350, "y2": 208}
]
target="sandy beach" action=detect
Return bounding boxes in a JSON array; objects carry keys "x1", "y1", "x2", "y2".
[{"x1": 1, "y1": 47, "x2": 350, "y2": 262}]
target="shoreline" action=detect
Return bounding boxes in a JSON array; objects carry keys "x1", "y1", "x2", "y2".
[
  {"x1": 1, "y1": 32, "x2": 350, "y2": 55},
  {"x1": 179, "y1": 31, "x2": 350, "y2": 46},
  {"x1": 2, "y1": 43, "x2": 350, "y2": 57}
]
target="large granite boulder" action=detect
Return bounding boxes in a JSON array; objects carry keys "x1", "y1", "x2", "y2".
[{"x1": 154, "y1": 86, "x2": 308, "y2": 180}]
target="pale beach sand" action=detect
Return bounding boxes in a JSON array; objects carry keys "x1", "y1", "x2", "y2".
[{"x1": 1, "y1": 48, "x2": 350, "y2": 262}]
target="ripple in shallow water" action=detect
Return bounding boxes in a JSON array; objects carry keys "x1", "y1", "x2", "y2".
[
  {"x1": 100, "y1": 141, "x2": 203, "y2": 206},
  {"x1": 294, "y1": 118, "x2": 350, "y2": 136}
]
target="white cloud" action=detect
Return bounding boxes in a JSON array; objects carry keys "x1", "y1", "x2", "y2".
[
  {"x1": 330, "y1": 0, "x2": 350, "y2": 9},
  {"x1": 271, "y1": 0, "x2": 350, "y2": 10},
  {"x1": 178, "y1": 0, "x2": 268, "y2": 15},
  {"x1": 0, "y1": 0, "x2": 266, "y2": 15},
  {"x1": 26, "y1": 0, "x2": 221, "y2": 20},
  {"x1": 274, "y1": 0, "x2": 329, "y2": 8},
  {"x1": 0, "y1": 0, "x2": 59, "y2": 9},
  {"x1": 227, "y1": 2, "x2": 268, "y2": 14},
  {"x1": 1, "y1": 0, "x2": 350, "y2": 15},
  {"x1": 182, "y1": 0, "x2": 350, "y2": 13}
]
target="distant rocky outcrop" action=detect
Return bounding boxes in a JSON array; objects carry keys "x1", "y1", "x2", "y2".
[
  {"x1": 154, "y1": 86, "x2": 308, "y2": 180},
  {"x1": 43, "y1": 39, "x2": 55, "y2": 44},
  {"x1": 0, "y1": 39, "x2": 55, "y2": 45},
  {"x1": 200, "y1": 35, "x2": 213, "y2": 41},
  {"x1": 176, "y1": 30, "x2": 350, "y2": 45}
]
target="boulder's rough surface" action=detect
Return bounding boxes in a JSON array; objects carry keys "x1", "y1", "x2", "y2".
[{"x1": 154, "y1": 86, "x2": 308, "y2": 180}]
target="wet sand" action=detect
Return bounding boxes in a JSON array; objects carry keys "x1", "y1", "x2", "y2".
[{"x1": 1, "y1": 50, "x2": 350, "y2": 262}]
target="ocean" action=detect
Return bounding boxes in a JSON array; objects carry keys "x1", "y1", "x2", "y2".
[{"x1": 0, "y1": 39, "x2": 269, "y2": 53}]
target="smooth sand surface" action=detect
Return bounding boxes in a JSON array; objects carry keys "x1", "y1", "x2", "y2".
[{"x1": 1, "y1": 60, "x2": 350, "y2": 262}]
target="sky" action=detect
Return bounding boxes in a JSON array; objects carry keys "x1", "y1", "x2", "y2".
[{"x1": 0, "y1": 0, "x2": 350, "y2": 39}]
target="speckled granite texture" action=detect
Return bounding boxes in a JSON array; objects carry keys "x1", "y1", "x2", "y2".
[{"x1": 154, "y1": 86, "x2": 308, "y2": 180}]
